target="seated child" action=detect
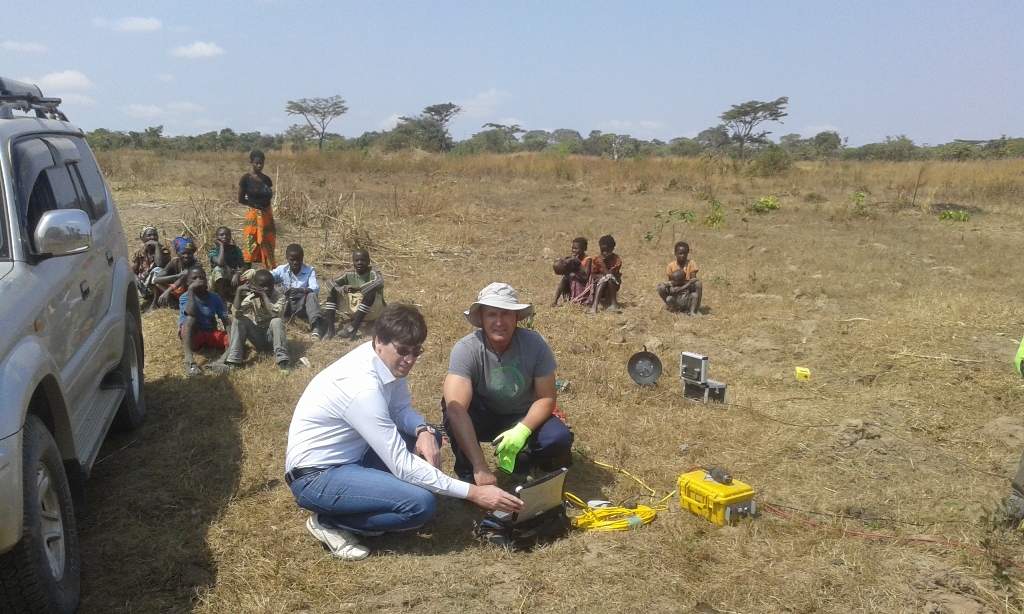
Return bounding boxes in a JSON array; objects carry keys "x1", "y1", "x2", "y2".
[
  {"x1": 589, "y1": 235, "x2": 622, "y2": 314},
  {"x1": 213, "y1": 269, "x2": 290, "y2": 372},
  {"x1": 131, "y1": 226, "x2": 170, "y2": 303},
  {"x1": 152, "y1": 237, "x2": 199, "y2": 313},
  {"x1": 321, "y1": 248, "x2": 385, "y2": 340},
  {"x1": 550, "y1": 237, "x2": 593, "y2": 307},
  {"x1": 209, "y1": 226, "x2": 248, "y2": 303},
  {"x1": 656, "y1": 241, "x2": 703, "y2": 316},
  {"x1": 179, "y1": 266, "x2": 230, "y2": 377},
  {"x1": 271, "y1": 243, "x2": 323, "y2": 340}
]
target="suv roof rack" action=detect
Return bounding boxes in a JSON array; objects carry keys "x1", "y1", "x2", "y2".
[{"x1": 0, "y1": 76, "x2": 68, "y2": 121}]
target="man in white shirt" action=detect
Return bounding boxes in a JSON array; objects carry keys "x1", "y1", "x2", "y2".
[{"x1": 285, "y1": 303, "x2": 523, "y2": 560}]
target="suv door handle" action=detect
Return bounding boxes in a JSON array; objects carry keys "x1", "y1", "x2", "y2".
[
  {"x1": 106, "y1": 250, "x2": 114, "y2": 266},
  {"x1": 80, "y1": 280, "x2": 90, "y2": 300}
]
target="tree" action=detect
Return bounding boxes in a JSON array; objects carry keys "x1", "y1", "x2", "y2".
[
  {"x1": 668, "y1": 137, "x2": 702, "y2": 157},
  {"x1": 482, "y1": 123, "x2": 524, "y2": 151},
  {"x1": 382, "y1": 116, "x2": 452, "y2": 152},
  {"x1": 285, "y1": 95, "x2": 348, "y2": 150},
  {"x1": 883, "y1": 134, "x2": 915, "y2": 161},
  {"x1": 811, "y1": 130, "x2": 842, "y2": 159},
  {"x1": 696, "y1": 124, "x2": 731, "y2": 151},
  {"x1": 422, "y1": 103, "x2": 461, "y2": 131},
  {"x1": 719, "y1": 96, "x2": 788, "y2": 161},
  {"x1": 400, "y1": 103, "x2": 463, "y2": 152},
  {"x1": 284, "y1": 124, "x2": 316, "y2": 150},
  {"x1": 520, "y1": 130, "x2": 552, "y2": 152}
]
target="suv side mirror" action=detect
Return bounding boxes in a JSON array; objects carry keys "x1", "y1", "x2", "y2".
[{"x1": 32, "y1": 209, "x2": 91, "y2": 257}]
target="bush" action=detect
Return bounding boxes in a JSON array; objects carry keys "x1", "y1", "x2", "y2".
[
  {"x1": 701, "y1": 199, "x2": 726, "y2": 228},
  {"x1": 748, "y1": 145, "x2": 792, "y2": 177},
  {"x1": 939, "y1": 210, "x2": 970, "y2": 222},
  {"x1": 747, "y1": 194, "x2": 781, "y2": 214}
]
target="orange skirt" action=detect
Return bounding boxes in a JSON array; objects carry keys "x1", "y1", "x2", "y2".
[{"x1": 243, "y1": 206, "x2": 276, "y2": 269}]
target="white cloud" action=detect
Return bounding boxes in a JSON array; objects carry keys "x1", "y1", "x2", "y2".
[
  {"x1": 2, "y1": 41, "x2": 46, "y2": 53},
  {"x1": 192, "y1": 119, "x2": 221, "y2": 130},
  {"x1": 459, "y1": 88, "x2": 507, "y2": 118},
  {"x1": 379, "y1": 114, "x2": 402, "y2": 130},
  {"x1": 116, "y1": 17, "x2": 162, "y2": 32},
  {"x1": 802, "y1": 124, "x2": 840, "y2": 137},
  {"x1": 60, "y1": 94, "x2": 96, "y2": 106},
  {"x1": 639, "y1": 120, "x2": 665, "y2": 131},
  {"x1": 167, "y1": 101, "x2": 203, "y2": 114},
  {"x1": 158, "y1": 73, "x2": 175, "y2": 83},
  {"x1": 92, "y1": 18, "x2": 108, "y2": 28},
  {"x1": 123, "y1": 104, "x2": 163, "y2": 118},
  {"x1": 170, "y1": 41, "x2": 224, "y2": 59},
  {"x1": 597, "y1": 120, "x2": 633, "y2": 133},
  {"x1": 37, "y1": 71, "x2": 94, "y2": 91}
]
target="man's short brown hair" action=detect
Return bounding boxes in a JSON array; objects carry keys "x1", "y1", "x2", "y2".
[{"x1": 372, "y1": 303, "x2": 427, "y2": 346}]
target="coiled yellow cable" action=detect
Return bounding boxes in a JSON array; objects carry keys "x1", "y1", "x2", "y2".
[{"x1": 564, "y1": 492, "x2": 667, "y2": 532}]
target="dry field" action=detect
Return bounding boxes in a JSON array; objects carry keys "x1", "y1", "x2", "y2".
[{"x1": 75, "y1": 150, "x2": 1024, "y2": 613}]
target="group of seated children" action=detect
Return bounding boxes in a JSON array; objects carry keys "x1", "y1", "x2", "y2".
[
  {"x1": 550, "y1": 235, "x2": 623, "y2": 314},
  {"x1": 130, "y1": 226, "x2": 387, "y2": 376},
  {"x1": 551, "y1": 236, "x2": 704, "y2": 316}
]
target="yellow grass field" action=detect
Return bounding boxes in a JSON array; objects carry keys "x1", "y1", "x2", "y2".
[{"x1": 76, "y1": 150, "x2": 1024, "y2": 613}]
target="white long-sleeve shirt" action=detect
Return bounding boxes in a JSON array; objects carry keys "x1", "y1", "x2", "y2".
[{"x1": 285, "y1": 341, "x2": 470, "y2": 499}]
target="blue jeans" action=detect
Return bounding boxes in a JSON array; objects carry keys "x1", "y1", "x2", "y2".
[
  {"x1": 288, "y1": 433, "x2": 441, "y2": 534},
  {"x1": 441, "y1": 396, "x2": 574, "y2": 481}
]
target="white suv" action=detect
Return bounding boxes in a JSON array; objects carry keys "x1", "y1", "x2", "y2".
[{"x1": 0, "y1": 77, "x2": 145, "y2": 612}]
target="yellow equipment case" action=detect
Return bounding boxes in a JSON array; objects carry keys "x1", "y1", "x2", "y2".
[{"x1": 678, "y1": 469, "x2": 756, "y2": 526}]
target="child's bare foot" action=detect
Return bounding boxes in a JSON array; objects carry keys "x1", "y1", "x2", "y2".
[
  {"x1": 687, "y1": 311, "x2": 706, "y2": 318},
  {"x1": 607, "y1": 303, "x2": 620, "y2": 313}
]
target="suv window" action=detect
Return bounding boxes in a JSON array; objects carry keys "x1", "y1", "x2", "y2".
[
  {"x1": 13, "y1": 135, "x2": 104, "y2": 231},
  {"x1": 71, "y1": 138, "x2": 109, "y2": 219}
]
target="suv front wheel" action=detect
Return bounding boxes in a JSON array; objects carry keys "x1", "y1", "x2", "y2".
[
  {"x1": 0, "y1": 415, "x2": 81, "y2": 613},
  {"x1": 112, "y1": 316, "x2": 146, "y2": 432}
]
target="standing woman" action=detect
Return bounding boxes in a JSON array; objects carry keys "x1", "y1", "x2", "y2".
[{"x1": 238, "y1": 150, "x2": 276, "y2": 269}]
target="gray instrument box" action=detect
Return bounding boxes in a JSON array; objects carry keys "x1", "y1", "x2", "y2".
[{"x1": 679, "y1": 352, "x2": 726, "y2": 404}]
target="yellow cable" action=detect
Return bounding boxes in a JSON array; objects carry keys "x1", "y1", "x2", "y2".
[{"x1": 564, "y1": 492, "x2": 667, "y2": 532}]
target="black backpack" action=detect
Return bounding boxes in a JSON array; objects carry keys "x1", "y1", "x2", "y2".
[{"x1": 475, "y1": 505, "x2": 571, "y2": 551}]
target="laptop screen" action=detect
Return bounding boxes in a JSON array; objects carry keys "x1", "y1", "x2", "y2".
[{"x1": 513, "y1": 468, "x2": 568, "y2": 522}]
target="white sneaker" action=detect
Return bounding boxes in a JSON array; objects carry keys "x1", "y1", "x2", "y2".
[{"x1": 306, "y1": 514, "x2": 370, "y2": 561}]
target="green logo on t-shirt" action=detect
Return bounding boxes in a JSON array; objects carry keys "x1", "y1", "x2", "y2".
[{"x1": 489, "y1": 358, "x2": 524, "y2": 399}]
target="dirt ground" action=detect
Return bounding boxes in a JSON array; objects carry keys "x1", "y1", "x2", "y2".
[{"x1": 72, "y1": 153, "x2": 1024, "y2": 613}]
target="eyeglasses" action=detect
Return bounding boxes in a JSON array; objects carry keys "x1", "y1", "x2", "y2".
[{"x1": 392, "y1": 343, "x2": 424, "y2": 358}]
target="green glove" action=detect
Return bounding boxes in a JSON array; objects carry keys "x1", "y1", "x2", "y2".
[
  {"x1": 492, "y1": 422, "x2": 532, "y2": 474},
  {"x1": 1016, "y1": 337, "x2": 1024, "y2": 377}
]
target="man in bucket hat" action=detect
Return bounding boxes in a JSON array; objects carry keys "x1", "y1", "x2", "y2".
[{"x1": 442, "y1": 283, "x2": 574, "y2": 485}]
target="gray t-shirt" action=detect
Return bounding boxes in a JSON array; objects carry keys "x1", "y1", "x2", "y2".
[{"x1": 448, "y1": 328, "x2": 557, "y2": 416}]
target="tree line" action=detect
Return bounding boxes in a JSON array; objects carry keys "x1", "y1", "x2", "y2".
[{"x1": 85, "y1": 95, "x2": 1022, "y2": 168}]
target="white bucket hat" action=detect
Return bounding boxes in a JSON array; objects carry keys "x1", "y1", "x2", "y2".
[{"x1": 464, "y1": 282, "x2": 534, "y2": 328}]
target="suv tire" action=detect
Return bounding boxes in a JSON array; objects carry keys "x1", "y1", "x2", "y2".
[
  {"x1": 112, "y1": 316, "x2": 146, "y2": 433},
  {"x1": 0, "y1": 415, "x2": 81, "y2": 613}
]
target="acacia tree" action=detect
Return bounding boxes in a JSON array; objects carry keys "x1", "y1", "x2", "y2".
[
  {"x1": 719, "y1": 96, "x2": 788, "y2": 161},
  {"x1": 422, "y1": 103, "x2": 461, "y2": 131},
  {"x1": 285, "y1": 95, "x2": 348, "y2": 150},
  {"x1": 483, "y1": 123, "x2": 524, "y2": 151},
  {"x1": 391, "y1": 103, "x2": 462, "y2": 152}
]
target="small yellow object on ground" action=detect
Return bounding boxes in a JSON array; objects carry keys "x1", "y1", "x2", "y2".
[{"x1": 795, "y1": 366, "x2": 811, "y2": 380}]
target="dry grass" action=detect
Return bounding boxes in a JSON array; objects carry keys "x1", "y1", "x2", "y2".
[{"x1": 76, "y1": 151, "x2": 1024, "y2": 613}]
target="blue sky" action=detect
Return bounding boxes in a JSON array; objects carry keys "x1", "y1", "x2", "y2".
[{"x1": 3, "y1": 1, "x2": 1022, "y2": 146}]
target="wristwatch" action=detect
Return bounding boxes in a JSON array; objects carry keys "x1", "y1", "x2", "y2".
[{"x1": 415, "y1": 424, "x2": 435, "y2": 437}]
